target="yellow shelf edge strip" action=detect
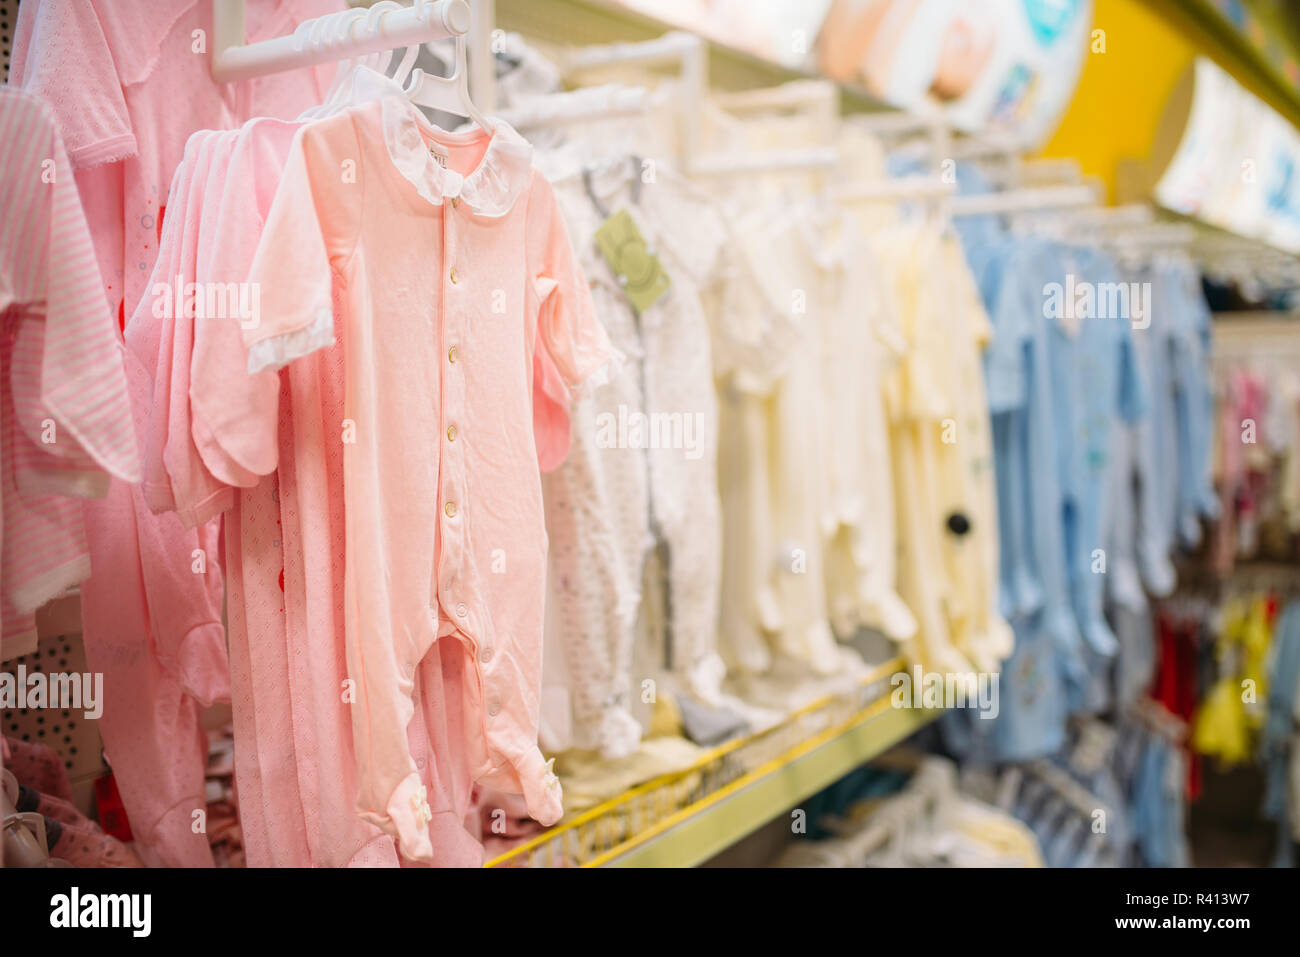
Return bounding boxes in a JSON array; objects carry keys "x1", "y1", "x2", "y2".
[
  {"x1": 484, "y1": 655, "x2": 918, "y2": 867},
  {"x1": 588, "y1": 694, "x2": 933, "y2": 867}
]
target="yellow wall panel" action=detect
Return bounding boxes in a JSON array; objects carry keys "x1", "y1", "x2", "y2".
[{"x1": 1039, "y1": 0, "x2": 1196, "y2": 201}]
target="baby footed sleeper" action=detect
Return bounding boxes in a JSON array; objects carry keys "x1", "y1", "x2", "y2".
[{"x1": 232, "y1": 95, "x2": 615, "y2": 862}]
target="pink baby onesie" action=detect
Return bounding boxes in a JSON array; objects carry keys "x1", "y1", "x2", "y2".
[
  {"x1": 0, "y1": 88, "x2": 138, "y2": 656},
  {"x1": 133, "y1": 120, "x2": 393, "y2": 867},
  {"x1": 10, "y1": 0, "x2": 342, "y2": 865},
  {"x1": 240, "y1": 96, "x2": 615, "y2": 861},
  {"x1": 75, "y1": 134, "x2": 228, "y2": 868},
  {"x1": 157, "y1": 91, "x2": 488, "y2": 866}
]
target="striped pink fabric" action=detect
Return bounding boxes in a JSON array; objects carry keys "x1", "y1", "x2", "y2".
[{"x1": 0, "y1": 87, "x2": 139, "y2": 651}]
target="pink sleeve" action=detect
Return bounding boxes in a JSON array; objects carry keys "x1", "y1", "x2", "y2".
[
  {"x1": 9, "y1": 0, "x2": 136, "y2": 169},
  {"x1": 165, "y1": 130, "x2": 259, "y2": 523},
  {"x1": 190, "y1": 121, "x2": 299, "y2": 482},
  {"x1": 0, "y1": 91, "x2": 138, "y2": 485},
  {"x1": 525, "y1": 175, "x2": 620, "y2": 470},
  {"x1": 133, "y1": 502, "x2": 231, "y2": 709},
  {"x1": 131, "y1": 133, "x2": 202, "y2": 513},
  {"x1": 0, "y1": 92, "x2": 96, "y2": 483},
  {"x1": 527, "y1": 174, "x2": 620, "y2": 399},
  {"x1": 137, "y1": 131, "x2": 247, "y2": 526},
  {"x1": 532, "y1": 333, "x2": 571, "y2": 473},
  {"x1": 243, "y1": 116, "x2": 361, "y2": 375}
]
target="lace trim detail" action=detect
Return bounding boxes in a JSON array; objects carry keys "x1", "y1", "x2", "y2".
[
  {"x1": 569, "y1": 346, "x2": 627, "y2": 401},
  {"x1": 245, "y1": 308, "x2": 335, "y2": 375}
]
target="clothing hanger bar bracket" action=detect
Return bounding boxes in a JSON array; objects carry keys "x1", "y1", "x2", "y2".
[
  {"x1": 1065, "y1": 203, "x2": 1156, "y2": 228},
  {"x1": 689, "y1": 146, "x2": 839, "y2": 177},
  {"x1": 211, "y1": 0, "x2": 471, "y2": 83},
  {"x1": 496, "y1": 86, "x2": 650, "y2": 130},
  {"x1": 947, "y1": 184, "x2": 1099, "y2": 218},
  {"x1": 1100, "y1": 223, "x2": 1199, "y2": 247},
  {"x1": 713, "y1": 79, "x2": 838, "y2": 115},
  {"x1": 848, "y1": 108, "x2": 948, "y2": 138},
  {"x1": 832, "y1": 174, "x2": 956, "y2": 204},
  {"x1": 561, "y1": 30, "x2": 705, "y2": 72}
]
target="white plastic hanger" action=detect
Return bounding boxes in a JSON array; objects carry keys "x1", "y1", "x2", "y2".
[
  {"x1": 350, "y1": 0, "x2": 426, "y2": 91},
  {"x1": 319, "y1": 9, "x2": 369, "y2": 106},
  {"x1": 559, "y1": 32, "x2": 707, "y2": 170},
  {"x1": 295, "y1": 2, "x2": 427, "y2": 123},
  {"x1": 402, "y1": 0, "x2": 491, "y2": 131}
]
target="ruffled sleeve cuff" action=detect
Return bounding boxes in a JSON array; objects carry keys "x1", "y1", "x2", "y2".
[
  {"x1": 245, "y1": 307, "x2": 336, "y2": 376},
  {"x1": 569, "y1": 344, "x2": 627, "y2": 403}
]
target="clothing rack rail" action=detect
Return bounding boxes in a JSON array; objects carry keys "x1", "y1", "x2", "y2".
[{"x1": 211, "y1": 0, "x2": 471, "y2": 82}]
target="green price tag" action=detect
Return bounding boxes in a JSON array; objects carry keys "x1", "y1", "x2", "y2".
[{"x1": 593, "y1": 208, "x2": 671, "y2": 315}]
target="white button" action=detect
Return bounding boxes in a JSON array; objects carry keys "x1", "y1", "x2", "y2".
[
  {"x1": 479, "y1": 646, "x2": 493, "y2": 663},
  {"x1": 487, "y1": 700, "x2": 500, "y2": 717},
  {"x1": 416, "y1": 757, "x2": 426, "y2": 769},
  {"x1": 455, "y1": 602, "x2": 468, "y2": 618}
]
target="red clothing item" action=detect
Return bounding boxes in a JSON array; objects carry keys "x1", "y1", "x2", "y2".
[{"x1": 1151, "y1": 611, "x2": 1202, "y2": 800}]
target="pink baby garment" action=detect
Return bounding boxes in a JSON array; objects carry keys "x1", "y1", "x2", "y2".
[
  {"x1": 239, "y1": 97, "x2": 616, "y2": 861},
  {"x1": 0, "y1": 87, "x2": 137, "y2": 657},
  {"x1": 9, "y1": 0, "x2": 342, "y2": 866},
  {"x1": 153, "y1": 89, "x2": 488, "y2": 867}
]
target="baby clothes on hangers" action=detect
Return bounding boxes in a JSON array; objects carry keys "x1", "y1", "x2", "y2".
[
  {"x1": 717, "y1": 199, "x2": 841, "y2": 676},
  {"x1": 76, "y1": 131, "x2": 231, "y2": 868},
  {"x1": 809, "y1": 171, "x2": 917, "y2": 648},
  {"x1": 828, "y1": 127, "x2": 916, "y2": 649},
  {"x1": 1262, "y1": 601, "x2": 1300, "y2": 865},
  {"x1": 148, "y1": 70, "x2": 595, "y2": 867},
  {"x1": 1163, "y1": 256, "x2": 1219, "y2": 545},
  {"x1": 871, "y1": 220, "x2": 980, "y2": 678},
  {"x1": 1046, "y1": 244, "x2": 1146, "y2": 665},
  {"x1": 968, "y1": 235, "x2": 1083, "y2": 758},
  {"x1": 9, "y1": 0, "x2": 341, "y2": 327},
  {"x1": 9, "y1": 0, "x2": 342, "y2": 866},
  {"x1": 1104, "y1": 267, "x2": 1158, "y2": 617},
  {"x1": 1152, "y1": 607, "x2": 1203, "y2": 802},
  {"x1": 230, "y1": 96, "x2": 616, "y2": 862},
  {"x1": 709, "y1": 203, "x2": 790, "y2": 676},
  {"x1": 931, "y1": 232, "x2": 1013, "y2": 673},
  {"x1": 144, "y1": 74, "x2": 501, "y2": 866},
  {"x1": 1212, "y1": 369, "x2": 1268, "y2": 574},
  {"x1": 0, "y1": 88, "x2": 139, "y2": 657},
  {"x1": 522, "y1": 88, "x2": 731, "y2": 758},
  {"x1": 698, "y1": 103, "x2": 845, "y2": 680},
  {"x1": 1134, "y1": 261, "x2": 1185, "y2": 589},
  {"x1": 1192, "y1": 593, "x2": 1273, "y2": 765}
]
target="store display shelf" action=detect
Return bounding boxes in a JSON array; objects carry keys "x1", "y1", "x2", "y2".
[
  {"x1": 1143, "y1": 0, "x2": 1300, "y2": 128},
  {"x1": 485, "y1": 657, "x2": 938, "y2": 868},
  {"x1": 493, "y1": 0, "x2": 891, "y2": 113}
]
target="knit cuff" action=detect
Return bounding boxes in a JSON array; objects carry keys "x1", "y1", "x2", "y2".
[{"x1": 364, "y1": 772, "x2": 435, "y2": 864}]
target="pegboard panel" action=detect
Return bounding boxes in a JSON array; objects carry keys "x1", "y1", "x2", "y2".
[
  {"x1": 3, "y1": 630, "x2": 107, "y2": 816},
  {"x1": 2, "y1": 0, "x2": 18, "y2": 82}
]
